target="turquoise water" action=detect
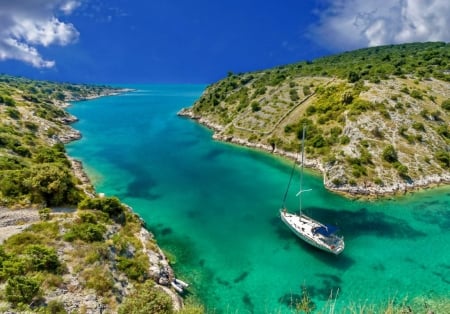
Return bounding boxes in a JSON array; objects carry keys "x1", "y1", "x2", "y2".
[{"x1": 66, "y1": 85, "x2": 450, "y2": 313}]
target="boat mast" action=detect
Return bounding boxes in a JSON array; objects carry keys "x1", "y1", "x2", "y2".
[
  {"x1": 296, "y1": 126, "x2": 311, "y2": 215},
  {"x1": 299, "y1": 126, "x2": 306, "y2": 215}
]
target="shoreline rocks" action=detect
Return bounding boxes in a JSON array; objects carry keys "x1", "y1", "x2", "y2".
[{"x1": 178, "y1": 107, "x2": 450, "y2": 199}]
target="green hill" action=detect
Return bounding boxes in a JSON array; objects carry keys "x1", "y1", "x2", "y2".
[
  {"x1": 0, "y1": 75, "x2": 123, "y2": 206},
  {"x1": 180, "y1": 42, "x2": 450, "y2": 197},
  {"x1": 0, "y1": 76, "x2": 203, "y2": 313}
]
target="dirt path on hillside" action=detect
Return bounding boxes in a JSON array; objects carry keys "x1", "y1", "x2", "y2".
[{"x1": 0, "y1": 207, "x2": 39, "y2": 244}]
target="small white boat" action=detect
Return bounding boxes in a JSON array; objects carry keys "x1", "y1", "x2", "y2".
[
  {"x1": 171, "y1": 278, "x2": 189, "y2": 293},
  {"x1": 280, "y1": 126, "x2": 344, "y2": 255}
]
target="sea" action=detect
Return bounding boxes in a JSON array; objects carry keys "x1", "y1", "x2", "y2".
[{"x1": 66, "y1": 84, "x2": 450, "y2": 313}]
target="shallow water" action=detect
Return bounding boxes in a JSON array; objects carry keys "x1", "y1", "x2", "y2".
[{"x1": 66, "y1": 85, "x2": 450, "y2": 313}]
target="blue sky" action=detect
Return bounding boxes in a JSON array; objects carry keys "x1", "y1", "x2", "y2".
[{"x1": 0, "y1": 0, "x2": 449, "y2": 84}]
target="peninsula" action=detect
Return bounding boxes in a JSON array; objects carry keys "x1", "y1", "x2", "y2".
[
  {"x1": 0, "y1": 75, "x2": 199, "y2": 313},
  {"x1": 179, "y1": 42, "x2": 450, "y2": 198}
]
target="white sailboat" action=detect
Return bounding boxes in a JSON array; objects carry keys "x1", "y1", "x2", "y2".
[{"x1": 280, "y1": 126, "x2": 344, "y2": 255}]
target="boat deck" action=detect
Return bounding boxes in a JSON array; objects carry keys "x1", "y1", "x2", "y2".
[{"x1": 280, "y1": 210, "x2": 344, "y2": 254}]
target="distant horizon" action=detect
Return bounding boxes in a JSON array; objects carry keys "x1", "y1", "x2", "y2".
[{"x1": 1, "y1": 1, "x2": 449, "y2": 84}]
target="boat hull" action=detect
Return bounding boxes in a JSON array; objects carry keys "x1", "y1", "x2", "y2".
[{"x1": 280, "y1": 210, "x2": 344, "y2": 255}]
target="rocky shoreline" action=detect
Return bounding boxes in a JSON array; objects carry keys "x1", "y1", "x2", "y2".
[
  {"x1": 61, "y1": 91, "x2": 185, "y2": 310},
  {"x1": 0, "y1": 88, "x2": 185, "y2": 312},
  {"x1": 178, "y1": 107, "x2": 450, "y2": 199}
]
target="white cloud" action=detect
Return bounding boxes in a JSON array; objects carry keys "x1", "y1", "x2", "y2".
[
  {"x1": 60, "y1": 1, "x2": 81, "y2": 15},
  {"x1": 0, "y1": 0, "x2": 80, "y2": 68},
  {"x1": 309, "y1": 0, "x2": 450, "y2": 51}
]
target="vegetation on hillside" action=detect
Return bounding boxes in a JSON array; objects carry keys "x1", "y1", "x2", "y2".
[
  {"x1": 187, "y1": 42, "x2": 450, "y2": 195},
  {"x1": 0, "y1": 75, "x2": 121, "y2": 207},
  {"x1": 0, "y1": 75, "x2": 205, "y2": 312}
]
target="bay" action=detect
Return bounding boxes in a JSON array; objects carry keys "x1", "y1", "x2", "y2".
[{"x1": 66, "y1": 84, "x2": 450, "y2": 313}]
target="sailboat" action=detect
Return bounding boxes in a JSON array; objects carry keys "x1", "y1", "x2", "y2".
[{"x1": 280, "y1": 126, "x2": 344, "y2": 255}]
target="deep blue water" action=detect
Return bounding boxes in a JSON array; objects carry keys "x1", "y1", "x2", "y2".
[{"x1": 66, "y1": 85, "x2": 450, "y2": 313}]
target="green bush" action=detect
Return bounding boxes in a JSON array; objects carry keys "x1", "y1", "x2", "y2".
[
  {"x1": 251, "y1": 101, "x2": 261, "y2": 112},
  {"x1": 3, "y1": 231, "x2": 44, "y2": 253},
  {"x1": 412, "y1": 122, "x2": 425, "y2": 132},
  {"x1": 118, "y1": 281, "x2": 173, "y2": 314},
  {"x1": 435, "y1": 150, "x2": 450, "y2": 168},
  {"x1": 63, "y1": 222, "x2": 106, "y2": 243},
  {"x1": 410, "y1": 89, "x2": 423, "y2": 99},
  {"x1": 81, "y1": 266, "x2": 114, "y2": 296},
  {"x1": 303, "y1": 85, "x2": 311, "y2": 96},
  {"x1": 394, "y1": 162, "x2": 409, "y2": 178},
  {"x1": 6, "y1": 107, "x2": 21, "y2": 119},
  {"x1": 340, "y1": 136, "x2": 350, "y2": 145},
  {"x1": 117, "y1": 255, "x2": 149, "y2": 282},
  {"x1": 382, "y1": 145, "x2": 398, "y2": 163},
  {"x1": 44, "y1": 300, "x2": 68, "y2": 314},
  {"x1": 25, "y1": 245, "x2": 60, "y2": 273},
  {"x1": 0, "y1": 156, "x2": 24, "y2": 170},
  {"x1": 5, "y1": 275, "x2": 41, "y2": 306},
  {"x1": 3, "y1": 95, "x2": 16, "y2": 106},
  {"x1": 23, "y1": 163, "x2": 80, "y2": 206},
  {"x1": 442, "y1": 99, "x2": 450, "y2": 111},
  {"x1": 0, "y1": 257, "x2": 28, "y2": 280},
  {"x1": 33, "y1": 146, "x2": 67, "y2": 164},
  {"x1": 39, "y1": 208, "x2": 51, "y2": 221},
  {"x1": 78, "y1": 196, "x2": 125, "y2": 219}
]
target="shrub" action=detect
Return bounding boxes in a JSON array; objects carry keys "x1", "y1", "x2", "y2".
[
  {"x1": 63, "y1": 222, "x2": 105, "y2": 243},
  {"x1": 442, "y1": 99, "x2": 450, "y2": 111},
  {"x1": 118, "y1": 281, "x2": 173, "y2": 314},
  {"x1": 0, "y1": 257, "x2": 28, "y2": 280},
  {"x1": 3, "y1": 231, "x2": 44, "y2": 253},
  {"x1": 410, "y1": 89, "x2": 423, "y2": 99},
  {"x1": 81, "y1": 266, "x2": 114, "y2": 296},
  {"x1": 340, "y1": 136, "x2": 350, "y2": 145},
  {"x1": 395, "y1": 163, "x2": 409, "y2": 178},
  {"x1": 39, "y1": 208, "x2": 51, "y2": 221},
  {"x1": 25, "y1": 245, "x2": 60, "y2": 273},
  {"x1": 6, "y1": 108, "x2": 21, "y2": 119},
  {"x1": 382, "y1": 145, "x2": 398, "y2": 163},
  {"x1": 348, "y1": 71, "x2": 360, "y2": 83},
  {"x1": 289, "y1": 89, "x2": 299, "y2": 101},
  {"x1": 3, "y1": 95, "x2": 16, "y2": 106},
  {"x1": 436, "y1": 125, "x2": 450, "y2": 139},
  {"x1": 78, "y1": 196, "x2": 125, "y2": 219},
  {"x1": 303, "y1": 85, "x2": 311, "y2": 96},
  {"x1": 23, "y1": 121, "x2": 39, "y2": 132},
  {"x1": 305, "y1": 105, "x2": 316, "y2": 115},
  {"x1": 251, "y1": 101, "x2": 261, "y2": 112},
  {"x1": 5, "y1": 275, "x2": 41, "y2": 306},
  {"x1": 412, "y1": 122, "x2": 425, "y2": 132},
  {"x1": 116, "y1": 255, "x2": 149, "y2": 282},
  {"x1": 435, "y1": 150, "x2": 450, "y2": 168},
  {"x1": 45, "y1": 300, "x2": 67, "y2": 314}
]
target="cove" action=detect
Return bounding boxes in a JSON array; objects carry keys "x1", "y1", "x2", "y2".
[{"x1": 66, "y1": 85, "x2": 450, "y2": 313}]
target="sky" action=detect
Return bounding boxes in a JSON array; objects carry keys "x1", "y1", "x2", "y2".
[{"x1": 0, "y1": 0, "x2": 449, "y2": 84}]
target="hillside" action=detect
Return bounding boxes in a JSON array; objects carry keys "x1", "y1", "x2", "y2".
[
  {"x1": 180, "y1": 42, "x2": 450, "y2": 197},
  {"x1": 0, "y1": 76, "x2": 201, "y2": 313}
]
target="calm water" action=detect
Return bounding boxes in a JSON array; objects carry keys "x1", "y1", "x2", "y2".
[{"x1": 66, "y1": 85, "x2": 450, "y2": 313}]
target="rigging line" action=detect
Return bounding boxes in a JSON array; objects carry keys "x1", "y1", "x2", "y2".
[{"x1": 281, "y1": 152, "x2": 299, "y2": 209}]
